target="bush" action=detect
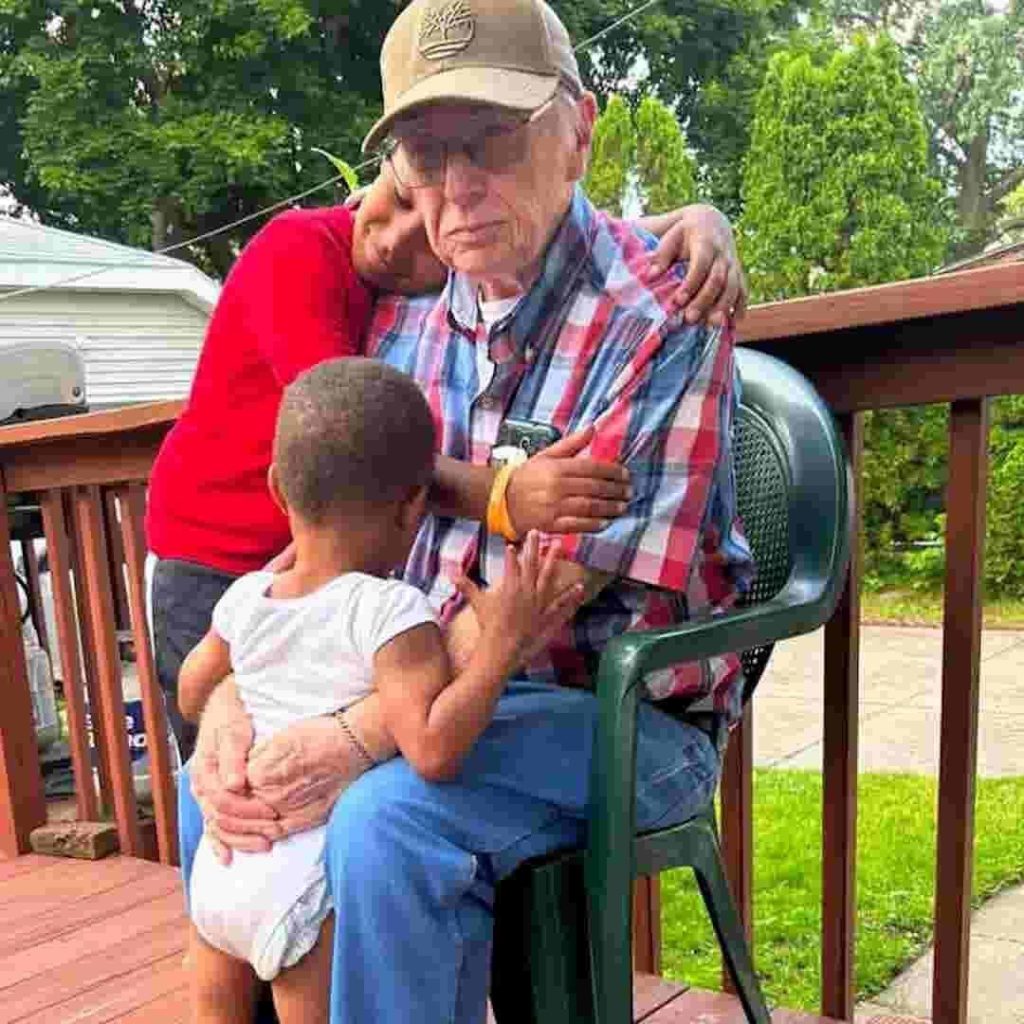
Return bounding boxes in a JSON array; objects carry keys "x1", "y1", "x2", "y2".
[{"x1": 861, "y1": 397, "x2": 1024, "y2": 599}]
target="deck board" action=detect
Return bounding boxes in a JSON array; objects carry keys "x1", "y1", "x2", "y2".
[
  {"x1": 1, "y1": 854, "x2": 918, "y2": 1023},
  {"x1": 0, "y1": 854, "x2": 188, "y2": 1024}
]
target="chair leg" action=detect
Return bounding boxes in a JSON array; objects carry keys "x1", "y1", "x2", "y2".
[
  {"x1": 492, "y1": 857, "x2": 595, "y2": 1024},
  {"x1": 690, "y1": 829, "x2": 772, "y2": 1024}
]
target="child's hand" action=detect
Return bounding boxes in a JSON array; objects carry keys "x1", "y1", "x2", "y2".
[
  {"x1": 505, "y1": 424, "x2": 631, "y2": 535},
  {"x1": 455, "y1": 531, "x2": 584, "y2": 667}
]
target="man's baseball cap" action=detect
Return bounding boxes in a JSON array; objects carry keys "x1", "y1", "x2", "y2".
[{"x1": 362, "y1": 0, "x2": 583, "y2": 153}]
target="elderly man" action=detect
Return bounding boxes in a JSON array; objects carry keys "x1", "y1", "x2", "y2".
[{"x1": 181, "y1": 1, "x2": 754, "y2": 1021}]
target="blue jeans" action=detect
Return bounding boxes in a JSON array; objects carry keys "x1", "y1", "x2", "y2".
[{"x1": 178, "y1": 680, "x2": 722, "y2": 1024}]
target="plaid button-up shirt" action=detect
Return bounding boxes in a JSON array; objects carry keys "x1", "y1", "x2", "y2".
[{"x1": 368, "y1": 188, "x2": 755, "y2": 722}]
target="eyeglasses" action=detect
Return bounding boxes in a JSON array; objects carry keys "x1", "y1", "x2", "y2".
[{"x1": 384, "y1": 95, "x2": 559, "y2": 190}]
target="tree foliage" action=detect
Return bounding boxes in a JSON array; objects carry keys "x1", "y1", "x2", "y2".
[
  {"x1": 634, "y1": 95, "x2": 697, "y2": 214},
  {"x1": 816, "y1": 0, "x2": 1024, "y2": 257},
  {"x1": 584, "y1": 93, "x2": 635, "y2": 217},
  {"x1": 738, "y1": 32, "x2": 948, "y2": 301},
  {"x1": 584, "y1": 93, "x2": 695, "y2": 216},
  {"x1": 0, "y1": 0, "x2": 401, "y2": 274}
]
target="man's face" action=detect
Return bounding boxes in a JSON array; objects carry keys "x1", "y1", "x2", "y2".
[
  {"x1": 352, "y1": 166, "x2": 447, "y2": 294},
  {"x1": 389, "y1": 95, "x2": 594, "y2": 289}
]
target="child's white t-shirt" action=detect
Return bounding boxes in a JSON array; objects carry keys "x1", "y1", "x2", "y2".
[
  {"x1": 189, "y1": 568, "x2": 437, "y2": 980},
  {"x1": 213, "y1": 569, "x2": 438, "y2": 741}
]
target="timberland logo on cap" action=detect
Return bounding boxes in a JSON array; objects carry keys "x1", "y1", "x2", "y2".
[{"x1": 418, "y1": 0, "x2": 476, "y2": 61}]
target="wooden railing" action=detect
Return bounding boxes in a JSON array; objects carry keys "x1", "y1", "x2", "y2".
[
  {"x1": 0, "y1": 402, "x2": 182, "y2": 864},
  {"x1": 0, "y1": 258, "x2": 1021, "y2": 1022}
]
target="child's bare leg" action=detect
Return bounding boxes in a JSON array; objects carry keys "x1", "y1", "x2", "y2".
[
  {"x1": 270, "y1": 914, "x2": 334, "y2": 1024},
  {"x1": 189, "y1": 924, "x2": 258, "y2": 1024}
]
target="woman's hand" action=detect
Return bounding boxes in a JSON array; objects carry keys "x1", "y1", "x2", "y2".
[
  {"x1": 641, "y1": 204, "x2": 748, "y2": 327},
  {"x1": 190, "y1": 677, "x2": 278, "y2": 864},
  {"x1": 245, "y1": 698, "x2": 394, "y2": 841},
  {"x1": 505, "y1": 425, "x2": 630, "y2": 536}
]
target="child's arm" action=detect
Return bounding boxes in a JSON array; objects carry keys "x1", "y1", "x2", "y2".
[
  {"x1": 374, "y1": 534, "x2": 584, "y2": 782},
  {"x1": 179, "y1": 630, "x2": 232, "y2": 724}
]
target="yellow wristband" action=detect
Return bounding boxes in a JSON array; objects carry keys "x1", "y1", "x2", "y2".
[{"x1": 486, "y1": 463, "x2": 520, "y2": 542}]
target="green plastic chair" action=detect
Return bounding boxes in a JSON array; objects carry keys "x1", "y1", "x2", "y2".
[{"x1": 490, "y1": 347, "x2": 853, "y2": 1024}]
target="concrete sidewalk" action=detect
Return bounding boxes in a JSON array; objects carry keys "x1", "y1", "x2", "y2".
[{"x1": 753, "y1": 625, "x2": 1024, "y2": 1022}]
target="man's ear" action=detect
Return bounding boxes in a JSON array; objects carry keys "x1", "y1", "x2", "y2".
[
  {"x1": 267, "y1": 464, "x2": 288, "y2": 515},
  {"x1": 568, "y1": 91, "x2": 599, "y2": 182}
]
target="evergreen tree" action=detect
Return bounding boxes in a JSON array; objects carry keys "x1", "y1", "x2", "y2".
[{"x1": 739, "y1": 33, "x2": 948, "y2": 301}]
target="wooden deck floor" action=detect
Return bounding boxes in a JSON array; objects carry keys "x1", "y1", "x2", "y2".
[{"x1": 0, "y1": 853, "x2": 911, "y2": 1023}]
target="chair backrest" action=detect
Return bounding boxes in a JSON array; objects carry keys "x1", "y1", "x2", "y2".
[{"x1": 733, "y1": 347, "x2": 853, "y2": 700}]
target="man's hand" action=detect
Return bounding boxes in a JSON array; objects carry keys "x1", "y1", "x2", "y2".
[
  {"x1": 246, "y1": 702, "x2": 393, "y2": 840},
  {"x1": 505, "y1": 425, "x2": 631, "y2": 536},
  {"x1": 190, "y1": 677, "x2": 278, "y2": 864},
  {"x1": 640, "y1": 204, "x2": 748, "y2": 327}
]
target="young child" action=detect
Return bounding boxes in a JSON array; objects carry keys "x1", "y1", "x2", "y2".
[{"x1": 178, "y1": 357, "x2": 582, "y2": 1024}]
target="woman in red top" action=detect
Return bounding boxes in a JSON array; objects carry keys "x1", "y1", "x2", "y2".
[{"x1": 146, "y1": 166, "x2": 748, "y2": 759}]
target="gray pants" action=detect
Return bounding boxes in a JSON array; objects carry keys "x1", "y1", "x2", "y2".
[{"x1": 150, "y1": 557, "x2": 238, "y2": 762}]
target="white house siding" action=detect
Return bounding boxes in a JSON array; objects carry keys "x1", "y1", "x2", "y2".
[{"x1": 0, "y1": 289, "x2": 209, "y2": 408}]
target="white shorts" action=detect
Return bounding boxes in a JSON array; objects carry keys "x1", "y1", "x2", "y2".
[{"x1": 189, "y1": 824, "x2": 332, "y2": 981}]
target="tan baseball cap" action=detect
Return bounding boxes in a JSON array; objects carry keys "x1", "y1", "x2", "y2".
[{"x1": 362, "y1": 0, "x2": 582, "y2": 153}]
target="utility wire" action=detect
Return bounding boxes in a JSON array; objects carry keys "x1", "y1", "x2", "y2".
[{"x1": 0, "y1": 0, "x2": 663, "y2": 305}]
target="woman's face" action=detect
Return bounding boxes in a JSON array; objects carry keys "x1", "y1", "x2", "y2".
[{"x1": 352, "y1": 167, "x2": 447, "y2": 294}]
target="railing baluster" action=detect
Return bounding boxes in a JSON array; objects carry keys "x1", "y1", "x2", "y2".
[
  {"x1": 102, "y1": 489, "x2": 132, "y2": 636},
  {"x1": 720, "y1": 704, "x2": 754, "y2": 993},
  {"x1": 0, "y1": 473, "x2": 46, "y2": 857},
  {"x1": 115, "y1": 483, "x2": 178, "y2": 865},
  {"x1": 933, "y1": 398, "x2": 988, "y2": 1024},
  {"x1": 66, "y1": 491, "x2": 115, "y2": 813},
  {"x1": 821, "y1": 411, "x2": 863, "y2": 1021},
  {"x1": 39, "y1": 489, "x2": 99, "y2": 822},
  {"x1": 19, "y1": 537, "x2": 48, "y2": 652},
  {"x1": 70, "y1": 484, "x2": 142, "y2": 856}
]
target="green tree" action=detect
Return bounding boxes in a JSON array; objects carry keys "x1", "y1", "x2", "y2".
[
  {"x1": 584, "y1": 93, "x2": 696, "y2": 216},
  {"x1": 1, "y1": 0, "x2": 800, "y2": 271},
  {"x1": 634, "y1": 95, "x2": 697, "y2": 214},
  {"x1": 738, "y1": 32, "x2": 948, "y2": 301},
  {"x1": 584, "y1": 94, "x2": 635, "y2": 217},
  {"x1": 0, "y1": 0, "x2": 400, "y2": 275},
  {"x1": 816, "y1": 0, "x2": 1024, "y2": 258}
]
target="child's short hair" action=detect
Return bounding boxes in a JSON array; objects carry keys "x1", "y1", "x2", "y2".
[{"x1": 274, "y1": 358, "x2": 436, "y2": 522}]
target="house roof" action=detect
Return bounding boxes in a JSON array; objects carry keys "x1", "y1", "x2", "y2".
[{"x1": 0, "y1": 216, "x2": 220, "y2": 312}]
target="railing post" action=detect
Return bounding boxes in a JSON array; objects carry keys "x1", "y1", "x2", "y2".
[
  {"x1": 720, "y1": 703, "x2": 754, "y2": 993},
  {"x1": 933, "y1": 398, "x2": 988, "y2": 1024},
  {"x1": 821, "y1": 411, "x2": 863, "y2": 1021},
  {"x1": 0, "y1": 472, "x2": 47, "y2": 857},
  {"x1": 632, "y1": 876, "x2": 661, "y2": 974}
]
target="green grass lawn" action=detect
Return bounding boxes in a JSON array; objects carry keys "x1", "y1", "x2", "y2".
[
  {"x1": 861, "y1": 588, "x2": 1024, "y2": 629},
  {"x1": 660, "y1": 770, "x2": 1024, "y2": 1011}
]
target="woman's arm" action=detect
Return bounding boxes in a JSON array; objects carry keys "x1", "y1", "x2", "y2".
[{"x1": 636, "y1": 203, "x2": 748, "y2": 326}]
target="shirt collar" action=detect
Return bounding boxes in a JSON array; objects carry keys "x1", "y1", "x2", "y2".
[{"x1": 444, "y1": 186, "x2": 597, "y2": 352}]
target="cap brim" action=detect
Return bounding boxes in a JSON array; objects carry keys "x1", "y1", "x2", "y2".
[{"x1": 362, "y1": 68, "x2": 559, "y2": 153}]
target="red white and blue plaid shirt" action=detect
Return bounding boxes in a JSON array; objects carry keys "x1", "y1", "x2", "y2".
[{"x1": 368, "y1": 189, "x2": 755, "y2": 722}]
